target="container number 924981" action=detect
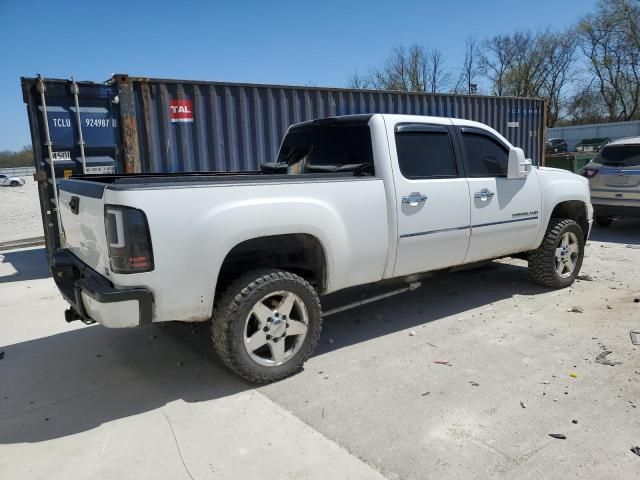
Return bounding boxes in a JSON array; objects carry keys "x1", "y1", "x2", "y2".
[{"x1": 85, "y1": 118, "x2": 117, "y2": 128}]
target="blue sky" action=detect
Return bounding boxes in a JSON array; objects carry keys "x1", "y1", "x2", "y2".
[{"x1": 1, "y1": 0, "x2": 596, "y2": 151}]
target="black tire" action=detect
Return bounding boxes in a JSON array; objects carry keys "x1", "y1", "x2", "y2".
[
  {"x1": 9, "y1": 181, "x2": 19, "y2": 187},
  {"x1": 595, "y1": 216, "x2": 613, "y2": 227},
  {"x1": 212, "y1": 269, "x2": 322, "y2": 383},
  {"x1": 528, "y1": 218, "x2": 585, "y2": 289}
]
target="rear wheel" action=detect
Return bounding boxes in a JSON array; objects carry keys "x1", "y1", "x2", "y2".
[
  {"x1": 528, "y1": 218, "x2": 584, "y2": 289},
  {"x1": 9, "y1": 181, "x2": 19, "y2": 187},
  {"x1": 212, "y1": 269, "x2": 322, "y2": 383},
  {"x1": 595, "y1": 216, "x2": 613, "y2": 227}
]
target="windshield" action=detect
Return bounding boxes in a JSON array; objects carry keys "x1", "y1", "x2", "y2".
[
  {"x1": 278, "y1": 124, "x2": 373, "y2": 173},
  {"x1": 595, "y1": 145, "x2": 640, "y2": 167}
]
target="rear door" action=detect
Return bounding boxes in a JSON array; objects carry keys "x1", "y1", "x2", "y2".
[
  {"x1": 388, "y1": 121, "x2": 471, "y2": 276},
  {"x1": 459, "y1": 127, "x2": 541, "y2": 262}
]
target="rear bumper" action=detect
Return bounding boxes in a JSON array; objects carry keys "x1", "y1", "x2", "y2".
[
  {"x1": 51, "y1": 249, "x2": 153, "y2": 328},
  {"x1": 592, "y1": 200, "x2": 640, "y2": 218}
]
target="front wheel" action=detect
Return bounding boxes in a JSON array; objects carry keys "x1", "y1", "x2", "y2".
[
  {"x1": 9, "y1": 181, "x2": 19, "y2": 187},
  {"x1": 212, "y1": 269, "x2": 322, "y2": 383},
  {"x1": 528, "y1": 218, "x2": 585, "y2": 289}
]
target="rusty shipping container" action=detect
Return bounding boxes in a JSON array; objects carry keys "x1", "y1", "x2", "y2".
[{"x1": 21, "y1": 74, "x2": 546, "y2": 260}]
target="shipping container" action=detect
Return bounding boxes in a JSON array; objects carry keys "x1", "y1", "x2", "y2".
[{"x1": 21, "y1": 74, "x2": 547, "y2": 262}]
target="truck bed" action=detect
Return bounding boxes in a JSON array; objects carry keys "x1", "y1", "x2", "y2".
[
  {"x1": 57, "y1": 172, "x2": 389, "y2": 322},
  {"x1": 63, "y1": 171, "x2": 363, "y2": 194}
]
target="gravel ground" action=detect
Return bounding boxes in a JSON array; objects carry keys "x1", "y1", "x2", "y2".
[{"x1": 0, "y1": 178, "x2": 42, "y2": 243}]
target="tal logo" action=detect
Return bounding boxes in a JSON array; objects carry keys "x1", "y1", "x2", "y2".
[{"x1": 169, "y1": 99, "x2": 194, "y2": 123}]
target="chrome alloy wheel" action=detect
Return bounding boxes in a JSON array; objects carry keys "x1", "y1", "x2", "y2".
[
  {"x1": 243, "y1": 290, "x2": 309, "y2": 366},
  {"x1": 555, "y1": 231, "x2": 579, "y2": 278}
]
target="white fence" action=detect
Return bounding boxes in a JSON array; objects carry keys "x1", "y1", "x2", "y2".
[{"x1": 548, "y1": 120, "x2": 640, "y2": 151}]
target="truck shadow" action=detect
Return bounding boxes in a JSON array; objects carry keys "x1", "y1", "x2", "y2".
[
  {"x1": 589, "y1": 218, "x2": 640, "y2": 245},
  {"x1": 0, "y1": 259, "x2": 550, "y2": 445},
  {"x1": 0, "y1": 247, "x2": 50, "y2": 284},
  {"x1": 315, "y1": 261, "x2": 545, "y2": 355}
]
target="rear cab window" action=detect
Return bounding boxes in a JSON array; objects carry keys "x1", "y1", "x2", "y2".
[
  {"x1": 277, "y1": 121, "x2": 374, "y2": 176},
  {"x1": 595, "y1": 145, "x2": 640, "y2": 167}
]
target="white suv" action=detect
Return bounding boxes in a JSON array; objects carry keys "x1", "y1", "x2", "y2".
[{"x1": 581, "y1": 137, "x2": 640, "y2": 226}]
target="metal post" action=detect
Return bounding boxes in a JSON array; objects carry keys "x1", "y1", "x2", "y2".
[
  {"x1": 37, "y1": 75, "x2": 65, "y2": 246},
  {"x1": 71, "y1": 77, "x2": 87, "y2": 174}
]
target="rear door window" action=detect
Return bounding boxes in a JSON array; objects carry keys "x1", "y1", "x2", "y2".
[
  {"x1": 395, "y1": 127, "x2": 458, "y2": 178},
  {"x1": 596, "y1": 145, "x2": 640, "y2": 167}
]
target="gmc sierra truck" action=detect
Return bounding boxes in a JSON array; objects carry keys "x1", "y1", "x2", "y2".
[{"x1": 51, "y1": 114, "x2": 593, "y2": 382}]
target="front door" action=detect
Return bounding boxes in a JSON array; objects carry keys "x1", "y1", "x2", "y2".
[
  {"x1": 389, "y1": 122, "x2": 472, "y2": 277},
  {"x1": 458, "y1": 127, "x2": 542, "y2": 262}
]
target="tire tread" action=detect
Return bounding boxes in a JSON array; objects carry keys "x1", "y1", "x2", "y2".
[
  {"x1": 528, "y1": 218, "x2": 583, "y2": 289},
  {"x1": 212, "y1": 269, "x2": 322, "y2": 384}
]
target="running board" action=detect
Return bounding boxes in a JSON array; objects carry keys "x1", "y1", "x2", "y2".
[{"x1": 322, "y1": 282, "x2": 422, "y2": 317}]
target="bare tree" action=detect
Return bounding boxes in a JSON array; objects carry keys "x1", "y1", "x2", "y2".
[
  {"x1": 347, "y1": 70, "x2": 371, "y2": 89},
  {"x1": 344, "y1": 1, "x2": 640, "y2": 125},
  {"x1": 428, "y1": 48, "x2": 451, "y2": 93},
  {"x1": 563, "y1": 82, "x2": 610, "y2": 125},
  {"x1": 454, "y1": 36, "x2": 480, "y2": 94},
  {"x1": 577, "y1": 0, "x2": 640, "y2": 121},
  {"x1": 541, "y1": 31, "x2": 578, "y2": 126},
  {"x1": 478, "y1": 29, "x2": 577, "y2": 125},
  {"x1": 346, "y1": 44, "x2": 452, "y2": 93},
  {"x1": 478, "y1": 35, "x2": 515, "y2": 96}
]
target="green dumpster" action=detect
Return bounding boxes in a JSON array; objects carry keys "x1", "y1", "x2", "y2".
[
  {"x1": 575, "y1": 138, "x2": 609, "y2": 152},
  {"x1": 544, "y1": 153, "x2": 596, "y2": 173}
]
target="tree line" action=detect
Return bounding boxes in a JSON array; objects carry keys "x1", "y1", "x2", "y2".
[
  {"x1": 347, "y1": 0, "x2": 640, "y2": 127},
  {"x1": 0, "y1": 146, "x2": 33, "y2": 169}
]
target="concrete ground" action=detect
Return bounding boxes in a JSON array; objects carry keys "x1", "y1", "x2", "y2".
[
  {"x1": 1, "y1": 221, "x2": 639, "y2": 479},
  {"x1": 0, "y1": 177, "x2": 41, "y2": 244}
]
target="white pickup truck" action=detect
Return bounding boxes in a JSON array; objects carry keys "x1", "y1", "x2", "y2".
[{"x1": 52, "y1": 114, "x2": 593, "y2": 382}]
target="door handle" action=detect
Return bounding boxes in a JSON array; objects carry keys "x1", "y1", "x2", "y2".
[
  {"x1": 402, "y1": 193, "x2": 428, "y2": 205},
  {"x1": 474, "y1": 189, "x2": 495, "y2": 200}
]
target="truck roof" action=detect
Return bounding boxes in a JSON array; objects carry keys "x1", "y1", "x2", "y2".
[{"x1": 288, "y1": 113, "x2": 511, "y2": 151}]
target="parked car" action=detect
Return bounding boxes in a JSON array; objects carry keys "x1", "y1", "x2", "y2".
[
  {"x1": 51, "y1": 114, "x2": 592, "y2": 383},
  {"x1": 581, "y1": 136, "x2": 640, "y2": 226},
  {"x1": 0, "y1": 174, "x2": 26, "y2": 187},
  {"x1": 546, "y1": 138, "x2": 568, "y2": 153}
]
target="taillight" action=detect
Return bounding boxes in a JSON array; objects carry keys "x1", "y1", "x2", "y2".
[
  {"x1": 581, "y1": 168, "x2": 598, "y2": 178},
  {"x1": 104, "y1": 205, "x2": 154, "y2": 273}
]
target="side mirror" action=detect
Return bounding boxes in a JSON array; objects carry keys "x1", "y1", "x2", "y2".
[{"x1": 507, "y1": 147, "x2": 532, "y2": 179}]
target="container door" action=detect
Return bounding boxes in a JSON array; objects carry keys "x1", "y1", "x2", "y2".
[{"x1": 21, "y1": 77, "x2": 120, "y2": 262}]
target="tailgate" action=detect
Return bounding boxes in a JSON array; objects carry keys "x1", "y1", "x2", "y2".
[
  {"x1": 591, "y1": 166, "x2": 640, "y2": 201},
  {"x1": 58, "y1": 180, "x2": 110, "y2": 274}
]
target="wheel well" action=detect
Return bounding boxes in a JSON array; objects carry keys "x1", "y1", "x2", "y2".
[
  {"x1": 217, "y1": 234, "x2": 327, "y2": 297},
  {"x1": 550, "y1": 201, "x2": 589, "y2": 239}
]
